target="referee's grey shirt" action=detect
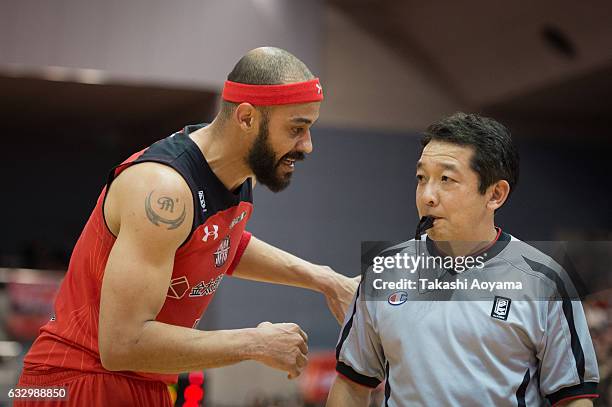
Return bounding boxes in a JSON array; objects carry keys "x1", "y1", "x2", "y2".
[{"x1": 335, "y1": 231, "x2": 599, "y2": 406}]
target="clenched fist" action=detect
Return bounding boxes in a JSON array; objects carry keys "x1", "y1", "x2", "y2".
[{"x1": 253, "y1": 322, "x2": 308, "y2": 379}]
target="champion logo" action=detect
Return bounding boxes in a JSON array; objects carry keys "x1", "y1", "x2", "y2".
[
  {"x1": 229, "y1": 211, "x2": 247, "y2": 229},
  {"x1": 202, "y1": 225, "x2": 219, "y2": 242},
  {"x1": 491, "y1": 296, "x2": 511, "y2": 320},
  {"x1": 315, "y1": 83, "x2": 323, "y2": 94},
  {"x1": 214, "y1": 236, "x2": 231, "y2": 267},
  {"x1": 198, "y1": 190, "x2": 207, "y2": 212},
  {"x1": 388, "y1": 291, "x2": 408, "y2": 306}
]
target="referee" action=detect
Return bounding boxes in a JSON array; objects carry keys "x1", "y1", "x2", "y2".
[{"x1": 327, "y1": 113, "x2": 599, "y2": 406}]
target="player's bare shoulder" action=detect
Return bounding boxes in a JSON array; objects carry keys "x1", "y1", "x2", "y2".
[{"x1": 104, "y1": 162, "x2": 194, "y2": 247}]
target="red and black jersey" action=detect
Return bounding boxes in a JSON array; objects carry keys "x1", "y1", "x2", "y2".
[{"x1": 23, "y1": 124, "x2": 253, "y2": 384}]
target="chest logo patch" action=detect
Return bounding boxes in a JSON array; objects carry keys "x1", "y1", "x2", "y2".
[
  {"x1": 230, "y1": 211, "x2": 247, "y2": 229},
  {"x1": 189, "y1": 275, "x2": 224, "y2": 297},
  {"x1": 167, "y1": 276, "x2": 190, "y2": 299},
  {"x1": 214, "y1": 236, "x2": 231, "y2": 267},
  {"x1": 491, "y1": 296, "x2": 511, "y2": 320},
  {"x1": 388, "y1": 291, "x2": 408, "y2": 306}
]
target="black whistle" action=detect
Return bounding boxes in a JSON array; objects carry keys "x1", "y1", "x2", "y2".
[{"x1": 414, "y1": 216, "x2": 435, "y2": 240}]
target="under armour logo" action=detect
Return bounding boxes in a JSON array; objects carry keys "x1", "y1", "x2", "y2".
[
  {"x1": 202, "y1": 225, "x2": 219, "y2": 242},
  {"x1": 315, "y1": 83, "x2": 323, "y2": 94}
]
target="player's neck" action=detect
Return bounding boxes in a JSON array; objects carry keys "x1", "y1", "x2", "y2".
[{"x1": 189, "y1": 120, "x2": 252, "y2": 192}]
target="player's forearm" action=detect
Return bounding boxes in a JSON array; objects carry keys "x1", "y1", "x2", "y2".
[
  {"x1": 231, "y1": 236, "x2": 337, "y2": 295},
  {"x1": 101, "y1": 321, "x2": 262, "y2": 374}
]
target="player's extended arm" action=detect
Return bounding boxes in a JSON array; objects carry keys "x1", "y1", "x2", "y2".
[
  {"x1": 326, "y1": 375, "x2": 372, "y2": 407},
  {"x1": 230, "y1": 236, "x2": 359, "y2": 324},
  {"x1": 98, "y1": 163, "x2": 307, "y2": 377}
]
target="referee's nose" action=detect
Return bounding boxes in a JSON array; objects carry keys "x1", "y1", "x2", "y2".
[{"x1": 419, "y1": 182, "x2": 439, "y2": 209}]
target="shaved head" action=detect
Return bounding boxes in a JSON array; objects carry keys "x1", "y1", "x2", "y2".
[{"x1": 227, "y1": 47, "x2": 314, "y2": 85}]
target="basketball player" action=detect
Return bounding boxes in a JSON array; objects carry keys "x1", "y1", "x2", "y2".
[{"x1": 15, "y1": 47, "x2": 358, "y2": 406}]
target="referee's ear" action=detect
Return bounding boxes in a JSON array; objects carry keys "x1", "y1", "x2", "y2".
[{"x1": 486, "y1": 180, "x2": 511, "y2": 211}]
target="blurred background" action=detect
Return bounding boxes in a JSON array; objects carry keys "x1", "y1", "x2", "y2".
[{"x1": 0, "y1": 0, "x2": 610, "y2": 405}]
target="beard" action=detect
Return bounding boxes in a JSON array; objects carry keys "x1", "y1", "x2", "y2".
[{"x1": 246, "y1": 116, "x2": 305, "y2": 192}]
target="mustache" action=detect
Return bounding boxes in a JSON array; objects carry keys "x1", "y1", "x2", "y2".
[{"x1": 281, "y1": 151, "x2": 306, "y2": 162}]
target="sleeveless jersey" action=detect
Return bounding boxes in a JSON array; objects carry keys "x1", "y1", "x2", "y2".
[{"x1": 23, "y1": 124, "x2": 253, "y2": 384}]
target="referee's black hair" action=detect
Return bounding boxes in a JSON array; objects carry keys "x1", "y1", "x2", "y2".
[
  {"x1": 421, "y1": 112, "x2": 520, "y2": 197},
  {"x1": 218, "y1": 47, "x2": 315, "y2": 121}
]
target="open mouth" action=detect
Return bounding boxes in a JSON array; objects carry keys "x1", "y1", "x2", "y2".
[{"x1": 281, "y1": 157, "x2": 296, "y2": 168}]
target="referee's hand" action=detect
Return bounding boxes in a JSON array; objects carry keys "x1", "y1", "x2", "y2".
[{"x1": 253, "y1": 321, "x2": 308, "y2": 379}]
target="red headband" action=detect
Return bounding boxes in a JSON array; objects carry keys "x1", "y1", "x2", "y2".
[{"x1": 222, "y1": 78, "x2": 323, "y2": 105}]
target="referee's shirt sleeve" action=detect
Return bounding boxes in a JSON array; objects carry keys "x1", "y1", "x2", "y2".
[
  {"x1": 538, "y1": 299, "x2": 600, "y2": 405},
  {"x1": 335, "y1": 282, "x2": 385, "y2": 388}
]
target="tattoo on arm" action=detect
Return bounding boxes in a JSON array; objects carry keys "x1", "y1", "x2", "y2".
[{"x1": 145, "y1": 190, "x2": 186, "y2": 230}]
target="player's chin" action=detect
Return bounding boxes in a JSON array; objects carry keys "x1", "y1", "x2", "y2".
[
  {"x1": 279, "y1": 172, "x2": 293, "y2": 186},
  {"x1": 264, "y1": 171, "x2": 292, "y2": 193}
]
